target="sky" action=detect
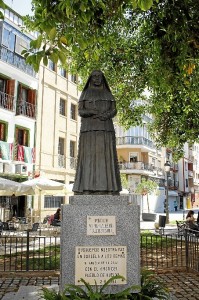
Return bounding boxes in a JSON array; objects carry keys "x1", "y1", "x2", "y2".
[{"x1": 4, "y1": 0, "x2": 33, "y2": 16}]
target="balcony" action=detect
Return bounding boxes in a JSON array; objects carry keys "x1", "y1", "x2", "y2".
[
  {"x1": 70, "y1": 157, "x2": 77, "y2": 170},
  {"x1": 16, "y1": 102, "x2": 36, "y2": 119},
  {"x1": 168, "y1": 179, "x2": 179, "y2": 190},
  {"x1": 0, "y1": 91, "x2": 15, "y2": 112},
  {"x1": 0, "y1": 45, "x2": 36, "y2": 77},
  {"x1": 116, "y1": 136, "x2": 154, "y2": 149},
  {"x1": 119, "y1": 161, "x2": 164, "y2": 176},
  {"x1": 58, "y1": 154, "x2": 65, "y2": 168},
  {"x1": 13, "y1": 145, "x2": 35, "y2": 163},
  {"x1": 188, "y1": 170, "x2": 193, "y2": 177}
]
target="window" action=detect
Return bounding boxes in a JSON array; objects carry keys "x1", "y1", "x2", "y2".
[
  {"x1": 71, "y1": 74, "x2": 77, "y2": 83},
  {"x1": 70, "y1": 141, "x2": 75, "y2": 157},
  {"x1": 44, "y1": 196, "x2": 64, "y2": 208},
  {"x1": 70, "y1": 140, "x2": 76, "y2": 169},
  {"x1": 185, "y1": 179, "x2": 188, "y2": 188},
  {"x1": 60, "y1": 68, "x2": 67, "y2": 78},
  {"x1": 0, "y1": 122, "x2": 7, "y2": 141},
  {"x1": 60, "y1": 99, "x2": 66, "y2": 116},
  {"x1": 58, "y1": 138, "x2": 65, "y2": 168},
  {"x1": 15, "y1": 36, "x2": 29, "y2": 56},
  {"x1": 15, "y1": 127, "x2": 29, "y2": 161},
  {"x1": 0, "y1": 79, "x2": 6, "y2": 93},
  {"x1": 17, "y1": 84, "x2": 36, "y2": 118},
  {"x1": 2, "y1": 28, "x2": 15, "y2": 51},
  {"x1": 70, "y1": 103, "x2": 77, "y2": 120},
  {"x1": 48, "y1": 60, "x2": 56, "y2": 71},
  {"x1": 16, "y1": 127, "x2": 28, "y2": 146},
  {"x1": 129, "y1": 152, "x2": 138, "y2": 162},
  {"x1": 21, "y1": 87, "x2": 28, "y2": 102},
  {"x1": 58, "y1": 138, "x2": 65, "y2": 155}
]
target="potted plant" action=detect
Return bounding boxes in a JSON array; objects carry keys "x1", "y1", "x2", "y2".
[{"x1": 135, "y1": 178, "x2": 159, "y2": 221}]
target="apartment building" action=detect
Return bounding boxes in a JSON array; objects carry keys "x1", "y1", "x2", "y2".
[
  {"x1": 192, "y1": 144, "x2": 199, "y2": 208},
  {"x1": 115, "y1": 108, "x2": 166, "y2": 214},
  {"x1": 34, "y1": 62, "x2": 80, "y2": 220},
  {"x1": 116, "y1": 121, "x2": 199, "y2": 215},
  {"x1": 178, "y1": 143, "x2": 198, "y2": 211},
  {"x1": 0, "y1": 7, "x2": 37, "y2": 220}
]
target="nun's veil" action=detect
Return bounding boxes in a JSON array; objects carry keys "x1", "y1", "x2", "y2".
[{"x1": 79, "y1": 70, "x2": 115, "y2": 102}]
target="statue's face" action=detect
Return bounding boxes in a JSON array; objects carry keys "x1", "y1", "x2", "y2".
[{"x1": 91, "y1": 71, "x2": 103, "y2": 86}]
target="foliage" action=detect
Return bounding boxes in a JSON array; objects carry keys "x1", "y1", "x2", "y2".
[
  {"x1": 41, "y1": 272, "x2": 169, "y2": 300},
  {"x1": 140, "y1": 231, "x2": 173, "y2": 248},
  {"x1": 135, "y1": 178, "x2": 158, "y2": 196},
  {"x1": 2, "y1": 0, "x2": 199, "y2": 159},
  {"x1": 0, "y1": 0, "x2": 5, "y2": 19},
  {"x1": 135, "y1": 178, "x2": 158, "y2": 212},
  {"x1": 134, "y1": 269, "x2": 169, "y2": 299},
  {"x1": 120, "y1": 174, "x2": 129, "y2": 190}
]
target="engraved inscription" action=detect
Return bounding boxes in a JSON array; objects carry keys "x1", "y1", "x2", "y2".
[
  {"x1": 75, "y1": 246, "x2": 127, "y2": 285},
  {"x1": 87, "y1": 216, "x2": 116, "y2": 236}
]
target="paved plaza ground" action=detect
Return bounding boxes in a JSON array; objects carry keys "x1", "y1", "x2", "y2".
[
  {"x1": 1, "y1": 271, "x2": 199, "y2": 299},
  {"x1": 1, "y1": 210, "x2": 198, "y2": 299}
]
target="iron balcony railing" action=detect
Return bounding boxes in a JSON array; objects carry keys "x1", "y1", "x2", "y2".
[
  {"x1": 16, "y1": 102, "x2": 36, "y2": 119},
  {"x1": 70, "y1": 157, "x2": 77, "y2": 169},
  {"x1": 0, "y1": 91, "x2": 15, "y2": 112},
  {"x1": 116, "y1": 136, "x2": 154, "y2": 148},
  {"x1": 0, "y1": 45, "x2": 36, "y2": 77},
  {"x1": 57, "y1": 156, "x2": 77, "y2": 169},
  {"x1": 119, "y1": 161, "x2": 164, "y2": 175},
  {"x1": 168, "y1": 179, "x2": 179, "y2": 188},
  {"x1": 58, "y1": 154, "x2": 65, "y2": 168}
]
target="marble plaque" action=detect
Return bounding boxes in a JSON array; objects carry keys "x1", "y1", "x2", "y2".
[
  {"x1": 75, "y1": 246, "x2": 127, "y2": 285},
  {"x1": 87, "y1": 216, "x2": 116, "y2": 236}
]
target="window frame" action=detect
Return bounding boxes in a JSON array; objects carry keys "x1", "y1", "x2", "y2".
[
  {"x1": 44, "y1": 196, "x2": 64, "y2": 208},
  {"x1": 59, "y1": 98, "x2": 66, "y2": 116},
  {"x1": 70, "y1": 103, "x2": 77, "y2": 120}
]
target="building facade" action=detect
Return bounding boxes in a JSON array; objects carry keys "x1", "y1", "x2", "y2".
[
  {"x1": 0, "y1": 7, "x2": 37, "y2": 221},
  {"x1": 34, "y1": 61, "x2": 80, "y2": 221},
  {"x1": 115, "y1": 107, "x2": 166, "y2": 214}
]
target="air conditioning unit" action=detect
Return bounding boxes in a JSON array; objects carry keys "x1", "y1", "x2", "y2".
[
  {"x1": 15, "y1": 164, "x2": 28, "y2": 175},
  {"x1": 4, "y1": 163, "x2": 15, "y2": 174},
  {"x1": 0, "y1": 162, "x2": 3, "y2": 173}
]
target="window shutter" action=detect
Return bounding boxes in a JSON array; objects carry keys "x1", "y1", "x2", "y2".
[
  {"x1": 0, "y1": 123, "x2": 5, "y2": 140},
  {"x1": 6, "y1": 80, "x2": 15, "y2": 96},
  {"x1": 23, "y1": 130, "x2": 28, "y2": 146},
  {"x1": 28, "y1": 89, "x2": 36, "y2": 105},
  {"x1": 14, "y1": 127, "x2": 19, "y2": 159}
]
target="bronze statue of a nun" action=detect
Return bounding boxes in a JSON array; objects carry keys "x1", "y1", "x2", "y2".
[{"x1": 73, "y1": 70, "x2": 122, "y2": 195}]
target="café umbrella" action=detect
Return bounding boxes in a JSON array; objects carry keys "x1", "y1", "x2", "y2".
[
  {"x1": 19, "y1": 176, "x2": 66, "y2": 222},
  {"x1": 0, "y1": 177, "x2": 26, "y2": 196},
  {"x1": 20, "y1": 176, "x2": 66, "y2": 195}
]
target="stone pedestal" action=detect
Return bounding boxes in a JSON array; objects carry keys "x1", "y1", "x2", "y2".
[{"x1": 60, "y1": 195, "x2": 140, "y2": 294}]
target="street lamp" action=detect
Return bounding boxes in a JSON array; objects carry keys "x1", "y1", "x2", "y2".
[{"x1": 164, "y1": 161, "x2": 171, "y2": 224}]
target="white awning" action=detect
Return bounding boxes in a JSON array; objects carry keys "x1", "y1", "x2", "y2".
[{"x1": 168, "y1": 191, "x2": 178, "y2": 197}]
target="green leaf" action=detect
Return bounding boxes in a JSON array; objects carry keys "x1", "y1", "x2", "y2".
[
  {"x1": 48, "y1": 27, "x2": 57, "y2": 40},
  {"x1": 131, "y1": 0, "x2": 138, "y2": 9},
  {"x1": 58, "y1": 51, "x2": 66, "y2": 65},
  {"x1": 78, "y1": 38, "x2": 87, "y2": 50},
  {"x1": 43, "y1": 55, "x2": 48, "y2": 66},
  {"x1": 60, "y1": 36, "x2": 68, "y2": 45},
  {"x1": 0, "y1": 0, "x2": 5, "y2": 9},
  {"x1": 30, "y1": 39, "x2": 39, "y2": 49},
  {"x1": 49, "y1": 52, "x2": 59, "y2": 63},
  {"x1": 138, "y1": 0, "x2": 153, "y2": 11},
  {"x1": 36, "y1": 35, "x2": 43, "y2": 49}
]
